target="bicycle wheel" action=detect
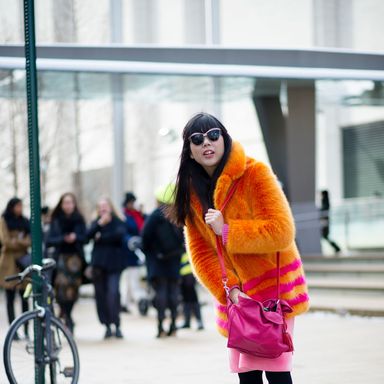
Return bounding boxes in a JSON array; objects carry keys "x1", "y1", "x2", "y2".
[{"x1": 3, "y1": 311, "x2": 80, "y2": 384}]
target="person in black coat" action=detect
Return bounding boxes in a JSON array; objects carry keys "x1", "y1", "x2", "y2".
[
  {"x1": 141, "y1": 185, "x2": 184, "y2": 338},
  {"x1": 320, "y1": 190, "x2": 341, "y2": 254},
  {"x1": 46, "y1": 193, "x2": 86, "y2": 333},
  {"x1": 87, "y1": 198, "x2": 126, "y2": 339}
]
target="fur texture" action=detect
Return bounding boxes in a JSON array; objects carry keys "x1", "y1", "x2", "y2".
[
  {"x1": 0, "y1": 217, "x2": 31, "y2": 290},
  {"x1": 185, "y1": 142, "x2": 309, "y2": 337}
]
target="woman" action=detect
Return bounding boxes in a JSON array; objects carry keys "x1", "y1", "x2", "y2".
[
  {"x1": 141, "y1": 185, "x2": 184, "y2": 338},
  {"x1": 169, "y1": 113, "x2": 309, "y2": 384},
  {"x1": 0, "y1": 198, "x2": 31, "y2": 335},
  {"x1": 47, "y1": 193, "x2": 87, "y2": 333},
  {"x1": 87, "y1": 198, "x2": 126, "y2": 339},
  {"x1": 320, "y1": 190, "x2": 341, "y2": 254}
]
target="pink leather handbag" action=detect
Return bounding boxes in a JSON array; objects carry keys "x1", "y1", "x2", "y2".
[{"x1": 216, "y1": 181, "x2": 294, "y2": 359}]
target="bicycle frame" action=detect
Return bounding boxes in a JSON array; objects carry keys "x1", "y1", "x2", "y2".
[
  {"x1": 40, "y1": 275, "x2": 59, "y2": 370},
  {"x1": 4, "y1": 259, "x2": 80, "y2": 383},
  {"x1": 24, "y1": 269, "x2": 58, "y2": 376}
]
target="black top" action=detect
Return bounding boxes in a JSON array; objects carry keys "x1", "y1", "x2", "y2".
[
  {"x1": 46, "y1": 213, "x2": 86, "y2": 257},
  {"x1": 141, "y1": 207, "x2": 184, "y2": 280},
  {"x1": 87, "y1": 216, "x2": 126, "y2": 272},
  {"x1": 2, "y1": 213, "x2": 30, "y2": 234}
]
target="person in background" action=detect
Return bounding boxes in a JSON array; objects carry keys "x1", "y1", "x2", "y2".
[
  {"x1": 179, "y1": 251, "x2": 204, "y2": 330},
  {"x1": 41, "y1": 206, "x2": 53, "y2": 259},
  {"x1": 121, "y1": 192, "x2": 146, "y2": 313},
  {"x1": 41, "y1": 206, "x2": 51, "y2": 231},
  {"x1": 320, "y1": 190, "x2": 341, "y2": 254},
  {"x1": 47, "y1": 193, "x2": 87, "y2": 334},
  {"x1": 87, "y1": 198, "x2": 126, "y2": 339},
  {"x1": 0, "y1": 198, "x2": 31, "y2": 337},
  {"x1": 141, "y1": 184, "x2": 184, "y2": 338}
]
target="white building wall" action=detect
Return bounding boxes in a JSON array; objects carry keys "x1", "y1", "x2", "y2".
[
  {"x1": 220, "y1": 0, "x2": 313, "y2": 48},
  {"x1": 353, "y1": 0, "x2": 384, "y2": 51}
]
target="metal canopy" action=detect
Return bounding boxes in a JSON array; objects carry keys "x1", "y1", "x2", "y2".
[{"x1": 1, "y1": 44, "x2": 384, "y2": 80}]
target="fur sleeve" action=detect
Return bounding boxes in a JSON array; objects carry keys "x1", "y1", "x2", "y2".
[
  {"x1": 185, "y1": 220, "x2": 240, "y2": 305},
  {"x1": 226, "y1": 162, "x2": 295, "y2": 254}
]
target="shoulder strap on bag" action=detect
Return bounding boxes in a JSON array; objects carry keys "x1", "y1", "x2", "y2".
[
  {"x1": 216, "y1": 179, "x2": 281, "y2": 299},
  {"x1": 276, "y1": 251, "x2": 281, "y2": 299},
  {"x1": 215, "y1": 179, "x2": 239, "y2": 295},
  {"x1": 220, "y1": 179, "x2": 240, "y2": 212}
]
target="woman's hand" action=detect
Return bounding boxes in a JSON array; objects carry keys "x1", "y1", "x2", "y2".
[
  {"x1": 98, "y1": 213, "x2": 112, "y2": 226},
  {"x1": 205, "y1": 209, "x2": 224, "y2": 235},
  {"x1": 64, "y1": 233, "x2": 76, "y2": 243},
  {"x1": 229, "y1": 288, "x2": 251, "y2": 304}
]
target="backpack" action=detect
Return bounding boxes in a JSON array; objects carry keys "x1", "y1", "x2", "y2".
[{"x1": 155, "y1": 219, "x2": 184, "y2": 260}]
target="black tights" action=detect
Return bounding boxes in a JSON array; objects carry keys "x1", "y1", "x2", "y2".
[
  {"x1": 5, "y1": 289, "x2": 29, "y2": 324},
  {"x1": 5, "y1": 289, "x2": 29, "y2": 335},
  {"x1": 151, "y1": 277, "x2": 179, "y2": 324},
  {"x1": 239, "y1": 370, "x2": 292, "y2": 384},
  {"x1": 59, "y1": 301, "x2": 75, "y2": 331}
]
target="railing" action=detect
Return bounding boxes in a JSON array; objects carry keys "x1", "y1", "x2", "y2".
[
  {"x1": 332, "y1": 197, "x2": 384, "y2": 251},
  {"x1": 293, "y1": 197, "x2": 384, "y2": 252}
]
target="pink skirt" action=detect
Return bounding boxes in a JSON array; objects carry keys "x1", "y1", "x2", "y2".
[{"x1": 229, "y1": 317, "x2": 295, "y2": 373}]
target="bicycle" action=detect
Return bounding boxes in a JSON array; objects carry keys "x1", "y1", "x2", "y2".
[{"x1": 3, "y1": 258, "x2": 80, "y2": 383}]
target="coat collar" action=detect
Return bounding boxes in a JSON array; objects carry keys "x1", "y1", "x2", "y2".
[
  {"x1": 190, "y1": 141, "x2": 247, "y2": 215},
  {"x1": 213, "y1": 141, "x2": 246, "y2": 210}
]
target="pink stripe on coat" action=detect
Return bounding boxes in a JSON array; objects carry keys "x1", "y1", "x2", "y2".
[
  {"x1": 249, "y1": 275, "x2": 307, "y2": 300},
  {"x1": 243, "y1": 259, "x2": 303, "y2": 292}
]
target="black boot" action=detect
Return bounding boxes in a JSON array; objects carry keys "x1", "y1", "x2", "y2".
[
  {"x1": 115, "y1": 325, "x2": 123, "y2": 339},
  {"x1": 64, "y1": 315, "x2": 75, "y2": 334},
  {"x1": 179, "y1": 303, "x2": 191, "y2": 329},
  {"x1": 192, "y1": 303, "x2": 204, "y2": 330},
  {"x1": 104, "y1": 325, "x2": 112, "y2": 339},
  {"x1": 157, "y1": 321, "x2": 166, "y2": 339},
  {"x1": 168, "y1": 319, "x2": 177, "y2": 337}
]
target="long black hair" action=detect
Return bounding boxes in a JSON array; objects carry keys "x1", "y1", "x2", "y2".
[
  {"x1": 169, "y1": 112, "x2": 232, "y2": 226},
  {"x1": 2, "y1": 197, "x2": 30, "y2": 233},
  {"x1": 51, "y1": 193, "x2": 84, "y2": 222}
]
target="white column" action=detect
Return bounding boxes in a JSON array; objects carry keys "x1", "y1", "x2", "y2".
[
  {"x1": 110, "y1": 0, "x2": 125, "y2": 207},
  {"x1": 205, "y1": 0, "x2": 222, "y2": 119}
]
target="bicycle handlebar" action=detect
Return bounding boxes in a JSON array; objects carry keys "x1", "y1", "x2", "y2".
[
  {"x1": 41, "y1": 258, "x2": 56, "y2": 271},
  {"x1": 4, "y1": 273, "x2": 22, "y2": 282},
  {"x1": 4, "y1": 258, "x2": 56, "y2": 283}
]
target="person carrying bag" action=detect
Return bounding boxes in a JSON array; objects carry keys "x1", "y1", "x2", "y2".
[
  {"x1": 216, "y1": 180, "x2": 294, "y2": 359},
  {"x1": 168, "y1": 113, "x2": 309, "y2": 384}
]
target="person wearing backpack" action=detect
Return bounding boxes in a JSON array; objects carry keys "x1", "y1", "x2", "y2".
[{"x1": 141, "y1": 184, "x2": 184, "y2": 338}]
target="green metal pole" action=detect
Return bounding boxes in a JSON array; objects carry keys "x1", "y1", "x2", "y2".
[{"x1": 23, "y1": 0, "x2": 44, "y2": 382}]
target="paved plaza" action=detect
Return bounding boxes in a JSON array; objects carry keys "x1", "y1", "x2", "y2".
[{"x1": 1, "y1": 292, "x2": 384, "y2": 384}]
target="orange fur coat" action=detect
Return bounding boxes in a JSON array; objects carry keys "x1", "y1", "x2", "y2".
[{"x1": 185, "y1": 142, "x2": 309, "y2": 336}]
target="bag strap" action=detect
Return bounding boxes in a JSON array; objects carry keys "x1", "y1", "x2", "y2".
[
  {"x1": 276, "y1": 251, "x2": 281, "y2": 299},
  {"x1": 215, "y1": 180, "x2": 281, "y2": 299},
  {"x1": 214, "y1": 180, "x2": 240, "y2": 295},
  {"x1": 220, "y1": 179, "x2": 240, "y2": 212}
]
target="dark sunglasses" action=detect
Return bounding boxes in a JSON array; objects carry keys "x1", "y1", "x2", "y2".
[{"x1": 188, "y1": 128, "x2": 222, "y2": 146}]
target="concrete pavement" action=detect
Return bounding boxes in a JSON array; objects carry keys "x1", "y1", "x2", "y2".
[{"x1": 1, "y1": 292, "x2": 384, "y2": 384}]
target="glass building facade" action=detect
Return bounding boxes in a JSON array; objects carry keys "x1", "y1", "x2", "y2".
[{"x1": 0, "y1": 0, "x2": 383, "y2": 253}]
